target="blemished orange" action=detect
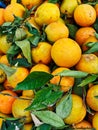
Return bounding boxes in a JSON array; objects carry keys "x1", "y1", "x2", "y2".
[
  {"x1": 45, "y1": 21, "x2": 69, "y2": 42},
  {"x1": 0, "y1": 69, "x2": 6, "y2": 83},
  {"x1": 0, "y1": 55, "x2": 10, "y2": 66},
  {"x1": 74, "y1": 4, "x2": 96, "y2": 27},
  {"x1": 4, "y1": 3, "x2": 25, "y2": 22},
  {"x1": 21, "y1": 0, "x2": 43, "y2": 9},
  {"x1": 92, "y1": 112, "x2": 98, "y2": 130},
  {"x1": 51, "y1": 38, "x2": 82, "y2": 68},
  {"x1": 50, "y1": 67, "x2": 74, "y2": 92},
  {"x1": 7, "y1": 67, "x2": 29, "y2": 88},
  {"x1": 64, "y1": 94, "x2": 86, "y2": 124},
  {"x1": 31, "y1": 42, "x2": 52, "y2": 65},
  {"x1": 86, "y1": 84, "x2": 98, "y2": 111},
  {"x1": 12, "y1": 96, "x2": 32, "y2": 123},
  {"x1": 30, "y1": 63, "x2": 50, "y2": 73},
  {"x1": 34, "y1": 2, "x2": 60, "y2": 26},
  {"x1": 73, "y1": 120, "x2": 92, "y2": 128},
  {"x1": 0, "y1": 8, "x2": 5, "y2": 25},
  {"x1": 0, "y1": 90, "x2": 17, "y2": 114},
  {"x1": 75, "y1": 27, "x2": 96, "y2": 46},
  {"x1": 75, "y1": 54, "x2": 98, "y2": 74},
  {"x1": 95, "y1": 4, "x2": 98, "y2": 17}
]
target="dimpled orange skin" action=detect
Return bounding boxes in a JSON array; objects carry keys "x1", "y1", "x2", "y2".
[
  {"x1": 0, "y1": 90, "x2": 17, "y2": 114},
  {"x1": 51, "y1": 38, "x2": 82, "y2": 68},
  {"x1": 74, "y1": 4, "x2": 96, "y2": 27}
]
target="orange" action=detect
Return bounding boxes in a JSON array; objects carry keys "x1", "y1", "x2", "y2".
[
  {"x1": 95, "y1": 4, "x2": 98, "y2": 17},
  {"x1": 21, "y1": 0, "x2": 43, "y2": 9},
  {"x1": 0, "y1": 69, "x2": 6, "y2": 83},
  {"x1": 45, "y1": 21, "x2": 69, "y2": 42},
  {"x1": 23, "y1": 123, "x2": 33, "y2": 130},
  {"x1": 92, "y1": 112, "x2": 98, "y2": 130},
  {"x1": 0, "y1": 35, "x2": 12, "y2": 54},
  {"x1": 86, "y1": 84, "x2": 98, "y2": 111},
  {"x1": 75, "y1": 27, "x2": 96, "y2": 46},
  {"x1": 22, "y1": 90, "x2": 34, "y2": 98},
  {"x1": 73, "y1": 120, "x2": 92, "y2": 128},
  {"x1": 0, "y1": 8, "x2": 5, "y2": 25},
  {"x1": 3, "y1": 79, "x2": 13, "y2": 90},
  {"x1": 64, "y1": 94, "x2": 86, "y2": 124},
  {"x1": 51, "y1": 38, "x2": 82, "y2": 68},
  {"x1": 34, "y1": 3, "x2": 60, "y2": 26},
  {"x1": 7, "y1": 67, "x2": 29, "y2": 88},
  {"x1": 4, "y1": 3, "x2": 25, "y2": 22},
  {"x1": 0, "y1": 90, "x2": 17, "y2": 114},
  {"x1": 31, "y1": 42, "x2": 52, "y2": 65},
  {"x1": 0, "y1": 55, "x2": 10, "y2": 66},
  {"x1": 74, "y1": 4, "x2": 96, "y2": 27},
  {"x1": 50, "y1": 67, "x2": 74, "y2": 92},
  {"x1": 30, "y1": 63, "x2": 50, "y2": 73},
  {"x1": 76, "y1": 54, "x2": 98, "y2": 74},
  {"x1": 12, "y1": 96, "x2": 32, "y2": 123}
]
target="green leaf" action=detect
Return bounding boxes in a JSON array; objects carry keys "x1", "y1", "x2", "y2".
[
  {"x1": 66, "y1": 24, "x2": 78, "y2": 39},
  {"x1": 57, "y1": 70, "x2": 88, "y2": 78},
  {"x1": 26, "y1": 87, "x2": 53, "y2": 111},
  {"x1": 93, "y1": 18, "x2": 98, "y2": 33},
  {"x1": 78, "y1": 75, "x2": 98, "y2": 87},
  {"x1": 32, "y1": 110, "x2": 65, "y2": 129},
  {"x1": 0, "y1": 63, "x2": 16, "y2": 77},
  {"x1": 15, "y1": 28, "x2": 27, "y2": 41},
  {"x1": 25, "y1": 86, "x2": 63, "y2": 111},
  {"x1": 28, "y1": 35, "x2": 40, "y2": 46},
  {"x1": 48, "y1": 0, "x2": 58, "y2": 3},
  {"x1": 84, "y1": 42, "x2": 98, "y2": 54},
  {"x1": 15, "y1": 39, "x2": 32, "y2": 63},
  {"x1": 56, "y1": 93, "x2": 72, "y2": 119},
  {"x1": 14, "y1": 71, "x2": 53, "y2": 90},
  {"x1": 36, "y1": 124, "x2": 52, "y2": 130}
]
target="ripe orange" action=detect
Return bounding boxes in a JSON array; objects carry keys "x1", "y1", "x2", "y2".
[
  {"x1": 45, "y1": 21, "x2": 69, "y2": 42},
  {"x1": 92, "y1": 112, "x2": 98, "y2": 130},
  {"x1": 0, "y1": 90, "x2": 17, "y2": 114},
  {"x1": 0, "y1": 55, "x2": 10, "y2": 66},
  {"x1": 22, "y1": 90, "x2": 34, "y2": 98},
  {"x1": 12, "y1": 96, "x2": 32, "y2": 123},
  {"x1": 7, "y1": 67, "x2": 29, "y2": 88},
  {"x1": 86, "y1": 84, "x2": 98, "y2": 111},
  {"x1": 0, "y1": 8, "x2": 5, "y2": 25},
  {"x1": 30, "y1": 63, "x2": 50, "y2": 73},
  {"x1": 64, "y1": 94, "x2": 86, "y2": 124},
  {"x1": 23, "y1": 123, "x2": 33, "y2": 130},
  {"x1": 76, "y1": 54, "x2": 98, "y2": 74},
  {"x1": 31, "y1": 42, "x2": 52, "y2": 65},
  {"x1": 0, "y1": 35, "x2": 12, "y2": 54},
  {"x1": 95, "y1": 4, "x2": 98, "y2": 17},
  {"x1": 75, "y1": 27, "x2": 96, "y2": 46},
  {"x1": 74, "y1": 4, "x2": 96, "y2": 27},
  {"x1": 50, "y1": 67, "x2": 74, "y2": 92},
  {"x1": 4, "y1": 3, "x2": 25, "y2": 22},
  {"x1": 34, "y1": 2, "x2": 60, "y2": 26},
  {"x1": 73, "y1": 120, "x2": 92, "y2": 128},
  {"x1": 51, "y1": 38, "x2": 82, "y2": 68},
  {"x1": 21, "y1": 0, "x2": 43, "y2": 9}
]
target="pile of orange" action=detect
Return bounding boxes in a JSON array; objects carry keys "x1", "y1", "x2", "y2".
[{"x1": 0, "y1": 0, "x2": 98, "y2": 129}]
